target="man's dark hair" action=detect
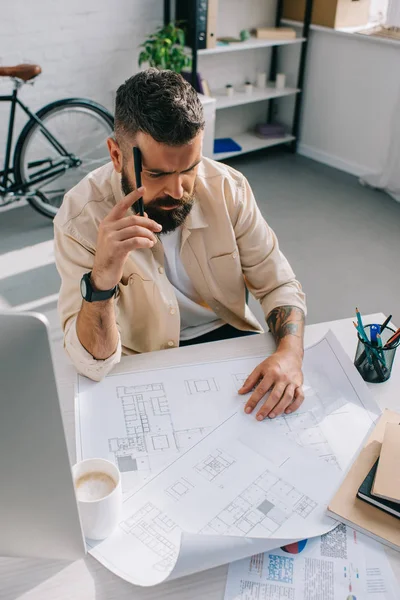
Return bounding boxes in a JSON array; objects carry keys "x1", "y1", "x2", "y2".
[{"x1": 115, "y1": 68, "x2": 205, "y2": 146}]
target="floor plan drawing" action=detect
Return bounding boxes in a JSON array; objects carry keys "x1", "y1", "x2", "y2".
[
  {"x1": 185, "y1": 377, "x2": 219, "y2": 394},
  {"x1": 120, "y1": 502, "x2": 179, "y2": 573},
  {"x1": 107, "y1": 384, "x2": 214, "y2": 488},
  {"x1": 174, "y1": 427, "x2": 211, "y2": 450},
  {"x1": 109, "y1": 383, "x2": 175, "y2": 476},
  {"x1": 165, "y1": 477, "x2": 194, "y2": 501},
  {"x1": 200, "y1": 468, "x2": 317, "y2": 538},
  {"x1": 194, "y1": 449, "x2": 236, "y2": 481},
  {"x1": 232, "y1": 373, "x2": 248, "y2": 391}
]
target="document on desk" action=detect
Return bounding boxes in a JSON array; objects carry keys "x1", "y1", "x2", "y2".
[
  {"x1": 224, "y1": 524, "x2": 399, "y2": 600},
  {"x1": 75, "y1": 331, "x2": 381, "y2": 585}
]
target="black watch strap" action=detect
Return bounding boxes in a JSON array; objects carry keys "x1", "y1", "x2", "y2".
[{"x1": 81, "y1": 272, "x2": 117, "y2": 303}]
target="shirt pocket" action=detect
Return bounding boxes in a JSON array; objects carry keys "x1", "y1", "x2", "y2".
[{"x1": 209, "y1": 250, "x2": 245, "y2": 305}]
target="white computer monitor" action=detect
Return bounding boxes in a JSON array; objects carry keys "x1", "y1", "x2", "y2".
[{"x1": 0, "y1": 311, "x2": 86, "y2": 560}]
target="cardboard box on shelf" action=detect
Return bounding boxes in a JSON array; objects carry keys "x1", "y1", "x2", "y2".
[{"x1": 283, "y1": 0, "x2": 371, "y2": 29}]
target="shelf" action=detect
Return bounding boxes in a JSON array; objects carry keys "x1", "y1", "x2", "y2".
[
  {"x1": 213, "y1": 133, "x2": 295, "y2": 160},
  {"x1": 213, "y1": 85, "x2": 299, "y2": 110},
  {"x1": 198, "y1": 36, "x2": 306, "y2": 56}
]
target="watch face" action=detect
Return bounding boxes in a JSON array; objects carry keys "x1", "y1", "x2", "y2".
[{"x1": 80, "y1": 276, "x2": 88, "y2": 300}]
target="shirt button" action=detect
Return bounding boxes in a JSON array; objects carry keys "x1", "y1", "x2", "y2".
[
  {"x1": 167, "y1": 340, "x2": 174, "y2": 347},
  {"x1": 232, "y1": 251, "x2": 238, "y2": 259},
  {"x1": 169, "y1": 308, "x2": 176, "y2": 315},
  {"x1": 158, "y1": 266, "x2": 164, "y2": 274}
]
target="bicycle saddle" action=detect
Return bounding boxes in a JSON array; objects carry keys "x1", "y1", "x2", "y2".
[{"x1": 0, "y1": 64, "x2": 41, "y2": 81}]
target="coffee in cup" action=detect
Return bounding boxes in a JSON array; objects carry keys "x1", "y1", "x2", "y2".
[
  {"x1": 75, "y1": 471, "x2": 117, "y2": 502},
  {"x1": 72, "y1": 458, "x2": 122, "y2": 540}
]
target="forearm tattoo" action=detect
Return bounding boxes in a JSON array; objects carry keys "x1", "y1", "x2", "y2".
[{"x1": 267, "y1": 306, "x2": 305, "y2": 343}]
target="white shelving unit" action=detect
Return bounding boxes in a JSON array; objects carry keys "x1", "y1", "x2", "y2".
[
  {"x1": 213, "y1": 133, "x2": 295, "y2": 161},
  {"x1": 213, "y1": 85, "x2": 299, "y2": 111},
  {"x1": 198, "y1": 36, "x2": 306, "y2": 55},
  {"x1": 196, "y1": 34, "x2": 306, "y2": 161}
]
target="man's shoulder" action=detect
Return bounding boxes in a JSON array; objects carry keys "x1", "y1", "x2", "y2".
[
  {"x1": 54, "y1": 162, "x2": 117, "y2": 242},
  {"x1": 197, "y1": 157, "x2": 247, "y2": 215},
  {"x1": 198, "y1": 156, "x2": 245, "y2": 190}
]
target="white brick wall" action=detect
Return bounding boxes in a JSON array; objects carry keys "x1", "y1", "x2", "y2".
[
  {"x1": 0, "y1": 0, "x2": 276, "y2": 166},
  {"x1": 0, "y1": 0, "x2": 162, "y2": 163}
]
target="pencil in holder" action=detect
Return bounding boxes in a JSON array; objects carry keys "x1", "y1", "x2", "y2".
[{"x1": 354, "y1": 324, "x2": 399, "y2": 383}]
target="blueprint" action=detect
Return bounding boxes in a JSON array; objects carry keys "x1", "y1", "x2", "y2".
[
  {"x1": 75, "y1": 332, "x2": 382, "y2": 586},
  {"x1": 76, "y1": 331, "x2": 380, "y2": 494},
  {"x1": 225, "y1": 524, "x2": 399, "y2": 600},
  {"x1": 87, "y1": 412, "x2": 340, "y2": 586}
]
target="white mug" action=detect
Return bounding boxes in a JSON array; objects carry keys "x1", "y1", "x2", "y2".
[
  {"x1": 256, "y1": 72, "x2": 267, "y2": 89},
  {"x1": 276, "y1": 73, "x2": 286, "y2": 90},
  {"x1": 72, "y1": 458, "x2": 122, "y2": 541}
]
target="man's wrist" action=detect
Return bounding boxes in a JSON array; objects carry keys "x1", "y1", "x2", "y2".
[
  {"x1": 276, "y1": 337, "x2": 304, "y2": 360},
  {"x1": 90, "y1": 269, "x2": 115, "y2": 293}
]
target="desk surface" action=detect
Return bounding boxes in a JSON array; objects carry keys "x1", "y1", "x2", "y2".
[{"x1": 1, "y1": 313, "x2": 399, "y2": 600}]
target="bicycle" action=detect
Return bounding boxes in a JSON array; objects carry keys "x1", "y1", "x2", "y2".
[{"x1": 0, "y1": 63, "x2": 114, "y2": 219}]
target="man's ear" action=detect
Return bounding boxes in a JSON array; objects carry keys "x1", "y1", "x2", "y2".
[{"x1": 107, "y1": 137, "x2": 123, "y2": 173}]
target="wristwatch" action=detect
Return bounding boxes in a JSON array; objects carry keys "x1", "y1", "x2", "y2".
[{"x1": 80, "y1": 272, "x2": 117, "y2": 302}]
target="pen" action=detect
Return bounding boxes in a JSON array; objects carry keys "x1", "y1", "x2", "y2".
[
  {"x1": 133, "y1": 147, "x2": 144, "y2": 217},
  {"x1": 369, "y1": 324, "x2": 380, "y2": 345},
  {"x1": 376, "y1": 334, "x2": 387, "y2": 367},
  {"x1": 380, "y1": 314, "x2": 392, "y2": 333}
]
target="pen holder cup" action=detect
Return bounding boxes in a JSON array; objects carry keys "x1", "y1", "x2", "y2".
[{"x1": 354, "y1": 324, "x2": 399, "y2": 383}]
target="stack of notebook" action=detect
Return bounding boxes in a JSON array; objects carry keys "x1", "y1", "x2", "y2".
[
  {"x1": 328, "y1": 410, "x2": 400, "y2": 551},
  {"x1": 357, "y1": 422, "x2": 400, "y2": 519}
]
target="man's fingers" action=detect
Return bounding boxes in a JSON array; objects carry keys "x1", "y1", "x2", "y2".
[
  {"x1": 244, "y1": 375, "x2": 274, "y2": 414},
  {"x1": 239, "y1": 366, "x2": 262, "y2": 394},
  {"x1": 256, "y1": 382, "x2": 287, "y2": 421},
  {"x1": 107, "y1": 187, "x2": 146, "y2": 220},
  {"x1": 117, "y1": 225, "x2": 158, "y2": 244},
  {"x1": 114, "y1": 215, "x2": 161, "y2": 233},
  {"x1": 265, "y1": 384, "x2": 296, "y2": 419},
  {"x1": 120, "y1": 237, "x2": 155, "y2": 251},
  {"x1": 285, "y1": 386, "x2": 305, "y2": 414}
]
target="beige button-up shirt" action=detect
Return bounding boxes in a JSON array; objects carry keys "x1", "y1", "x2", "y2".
[{"x1": 54, "y1": 158, "x2": 306, "y2": 381}]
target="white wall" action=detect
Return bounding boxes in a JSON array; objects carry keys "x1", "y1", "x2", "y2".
[
  {"x1": 278, "y1": 28, "x2": 400, "y2": 177},
  {"x1": 0, "y1": 0, "x2": 162, "y2": 164},
  {"x1": 0, "y1": 0, "x2": 279, "y2": 168}
]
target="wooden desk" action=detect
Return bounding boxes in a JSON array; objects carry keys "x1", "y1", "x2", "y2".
[{"x1": 1, "y1": 313, "x2": 399, "y2": 599}]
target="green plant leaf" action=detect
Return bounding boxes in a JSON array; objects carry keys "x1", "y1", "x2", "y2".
[{"x1": 177, "y1": 29, "x2": 185, "y2": 46}]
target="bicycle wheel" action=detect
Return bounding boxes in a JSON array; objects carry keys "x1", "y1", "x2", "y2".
[{"x1": 14, "y1": 98, "x2": 114, "y2": 219}]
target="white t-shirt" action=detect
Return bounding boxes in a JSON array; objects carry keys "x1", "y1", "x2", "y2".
[{"x1": 161, "y1": 229, "x2": 224, "y2": 340}]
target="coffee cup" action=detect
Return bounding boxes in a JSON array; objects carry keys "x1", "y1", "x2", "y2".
[{"x1": 72, "y1": 458, "x2": 122, "y2": 541}]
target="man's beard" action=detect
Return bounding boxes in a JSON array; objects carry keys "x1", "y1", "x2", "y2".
[{"x1": 121, "y1": 170, "x2": 195, "y2": 234}]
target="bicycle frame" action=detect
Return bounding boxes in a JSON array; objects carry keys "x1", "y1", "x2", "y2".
[{"x1": 0, "y1": 81, "x2": 75, "y2": 194}]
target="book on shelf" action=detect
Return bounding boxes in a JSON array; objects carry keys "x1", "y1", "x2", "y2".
[
  {"x1": 372, "y1": 422, "x2": 400, "y2": 503},
  {"x1": 201, "y1": 79, "x2": 211, "y2": 97},
  {"x1": 357, "y1": 459, "x2": 400, "y2": 519},
  {"x1": 252, "y1": 27, "x2": 296, "y2": 40},
  {"x1": 327, "y1": 409, "x2": 400, "y2": 552}
]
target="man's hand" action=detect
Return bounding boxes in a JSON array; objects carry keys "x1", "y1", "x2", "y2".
[
  {"x1": 239, "y1": 305, "x2": 306, "y2": 420},
  {"x1": 92, "y1": 186, "x2": 162, "y2": 291},
  {"x1": 239, "y1": 349, "x2": 304, "y2": 420}
]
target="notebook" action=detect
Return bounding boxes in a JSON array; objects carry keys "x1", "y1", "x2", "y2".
[
  {"x1": 357, "y1": 458, "x2": 400, "y2": 519},
  {"x1": 372, "y1": 422, "x2": 400, "y2": 503},
  {"x1": 327, "y1": 410, "x2": 400, "y2": 552}
]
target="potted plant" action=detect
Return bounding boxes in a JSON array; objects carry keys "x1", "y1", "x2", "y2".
[{"x1": 138, "y1": 22, "x2": 192, "y2": 73}]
